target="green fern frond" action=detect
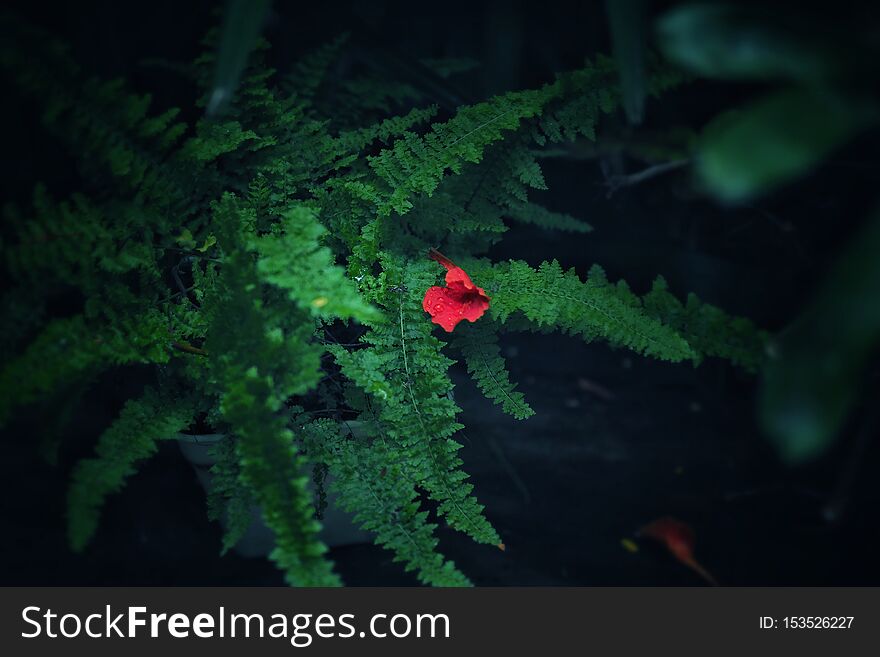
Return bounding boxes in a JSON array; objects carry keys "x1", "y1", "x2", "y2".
[
  {"x1": 67, "y1": 387, "x2": 196, "y2": 552},
  {"x1": 299, "y1": 418, "x2": 472, "y2": 587},
  {"x1": 204, "y1": 194, "x2": 338, "y2": 586},
  {"x1": 368, "y1": 80, "x2": 568, "y2": 215},
  {"x1": 223, "y1": 371, "x2": 339, "y2": 586},
  {"x1": 252, "y1": 203, "x2": 380, "y2": 324},
  {"x1": 326, "y1": 345, "x2": 394, "y2": 401},
  {"x1": 533, "y1": 57, "x2": 619, "y2": 144},
  {"x1": 1, "y1": 15, "x2": 751, "y2": 590},
  {"x1": 332, "y1": 105, "x2": 440, "y2": 154},
  {"x1": 0, "y1": 18, "x2": 188, "y2": 207},
  {"x1": 0, "y1": 312, "x2": 171, "y2": 426},
  {"x1": 284, "y1": 33, "x2": 349, "y2": 106},
  {"x1": 178, "y1": 120, "x2": 259, "y2": 164},
  {"x1": 354, "y1": 256, "x2": 500, "y2": 546},
  {"x1": 336, "y1": 77, "x2": 424, "y2": 118},
  {"x1": 642, "y1": 276, "x2": 768, "y2": 371},
  {"x1": 2, "y1": 186, "x2": 157, "y2": 288},
  {"x1": 207, "y1": 435, "x2": 254, "y2": 555},
  {"x1": 406, "y1": 191, "x2": 508, "y2": 246},
  {"x1": 506, "y1": 201, "x2": 592, "y2": 233},
  {"x1": 0, "y1": 21, "x2": 243, "y2": 262},
  {"x1": 472, "y1": 259, "x2": 695, "y2": 362},
  {"x1": 453, "y1": 322, "x2": 535, "y2": 420}
]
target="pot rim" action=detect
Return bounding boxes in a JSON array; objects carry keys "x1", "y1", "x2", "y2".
[{"x1": 175, "y1": 432, "x2": 226, "y2": 445}]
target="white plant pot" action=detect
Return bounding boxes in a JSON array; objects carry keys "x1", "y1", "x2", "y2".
[{"x1": 176, "y1": 429, "x2": 372, "y2": 558}]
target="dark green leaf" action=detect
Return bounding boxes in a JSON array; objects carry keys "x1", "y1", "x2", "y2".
[
  {"x1": 697, "y1": 87, "x2": 873, "y2": 201},
  {"x1": 657, "y1": 4, "x2": 837, "y2": 82},
  {"x1": 760, "y1": 208, "x2": 880, "y2": 464}
]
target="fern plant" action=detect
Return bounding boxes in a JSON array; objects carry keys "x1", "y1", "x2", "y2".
[{"x1": 0, "y1": 14, "x2": 766, "y2": 586}]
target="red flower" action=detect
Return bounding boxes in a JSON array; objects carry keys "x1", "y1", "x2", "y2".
[
  {"x1": 639, "y1": 516, "x2": 718, "y2": 586},
  {"x1": 422, "y1": 249, "x2": 490, "y2": 332}
]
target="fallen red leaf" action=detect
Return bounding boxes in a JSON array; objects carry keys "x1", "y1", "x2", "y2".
[
  {"x1": 422, "y1": 248, "x2": 490, "y2": 332},
  {"x1": 639, "y1": 516, "x2": 718, "y2": 586}
]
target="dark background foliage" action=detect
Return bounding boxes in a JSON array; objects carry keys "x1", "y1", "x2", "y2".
[{"x1": 2, "y1": 0, "x2": 879, "y2": 585}]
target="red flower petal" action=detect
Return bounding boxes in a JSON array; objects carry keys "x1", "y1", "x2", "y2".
[
  {"x1": 422, "y1": 249, "x2": 490, "y2": 332},
  {"x1": 640, "y1": 517, "x2": 695, "y2": 564},
  {"x1": 639, "y1": 516, "x2": 718, "y2": 586}
]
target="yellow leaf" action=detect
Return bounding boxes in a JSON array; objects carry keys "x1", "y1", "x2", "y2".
[
  {"x1": 196, "y1": 235, "x2": 217, "y2": 252},
  {"x1": 621, "y1": 538, "x2": 639, "y2": 553},
  {"x1": 175, "y1": 228, "x2": 196, "y2": 249}
]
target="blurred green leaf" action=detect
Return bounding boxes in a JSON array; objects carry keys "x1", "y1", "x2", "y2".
[
  {"x1": 656, "y1": 4, "x2": 836, "y2": 82},
  {"x1": 760, "y1": 208, "x2": 880, "y2": 464},
  {"x1": 206, "y1": 0, "x2": 272, "y2": 117},
  {"x1": 697, "y1": 87, "x2": 872, "y2": 201},
  {"x1": 605, "y1": 0, "x2": 647, "y2": 125}
]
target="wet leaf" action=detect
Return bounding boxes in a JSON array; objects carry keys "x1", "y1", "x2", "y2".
[{"x1": 423, "y1": 249, "x2": 490, "y2": 332}]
